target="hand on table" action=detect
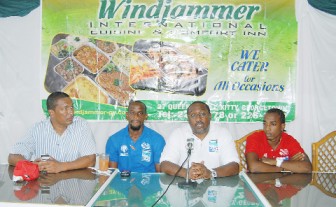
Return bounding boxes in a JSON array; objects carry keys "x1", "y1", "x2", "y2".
[
  {"x1": 35, "y1": 156, "x2": 63, "y2": 173},
  {"x1": 189, "y1": 161, "x2": 211, "y2": 180}
]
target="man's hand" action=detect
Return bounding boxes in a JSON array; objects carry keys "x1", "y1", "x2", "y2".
[
  {"x1": 290, "y1": 152, "x2": 305, "y2": 161},
  {"x1": 36, "y1": 156, "x2": 64, "y2": 173},
  {"x1": 189, "y1": 161, "x2": 211, "y2": 180}
]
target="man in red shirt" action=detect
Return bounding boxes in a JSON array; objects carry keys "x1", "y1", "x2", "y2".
[{"x1": 245, "y1": 108, "x2": 312, "y2": 173}]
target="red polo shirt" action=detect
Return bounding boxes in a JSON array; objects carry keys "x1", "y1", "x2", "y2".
[{"x1": 245, "y1": 131, "x2": 305, "y2": 159}]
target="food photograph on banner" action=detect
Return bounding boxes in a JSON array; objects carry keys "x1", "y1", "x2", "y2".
[{"x1": 41, "y1": 0, "x2": 297, "y2": 122}]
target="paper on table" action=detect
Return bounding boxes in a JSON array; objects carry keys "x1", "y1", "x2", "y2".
[{"x1": 88, "y1": 167, "x2": 118, "y2": 176}]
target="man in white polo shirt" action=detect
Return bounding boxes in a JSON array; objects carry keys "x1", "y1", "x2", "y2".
[
  {"x1": 160, "y1": 101, "x2": 239, "y2": 180},
  {"x1": 8, "y1": 92, "x2": 96, "y2": 173}
]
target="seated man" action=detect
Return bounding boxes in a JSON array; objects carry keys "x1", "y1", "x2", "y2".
[
  {"x1": 105, "y1": 101, "x2": 165, "y2": 172},
  {"x1": 245, "y1": 108, "x2": 312, "y2": 173},
  {"x1": 8, "y1": 92, "x2": 96, "y2": 173},
  {"x1": 160, "y1": 101, "x2": 239, "y2": 180}
]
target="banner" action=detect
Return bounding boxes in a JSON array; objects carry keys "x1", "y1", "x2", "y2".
[{"x1": 42, "y1": 0, "x2": 297, "y2": 122}]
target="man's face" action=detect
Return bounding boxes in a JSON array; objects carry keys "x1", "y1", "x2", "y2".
[
  {"x1": 263, "y1": 112, "x2": 285, "y2": 141},
  {"x1": 187, "y1": 103, "x2": 211, "y2": 137},
  {"x1": 126, "y1": 102, "x2": 148, "y2": 131},
  {"x1": 48, "y1": 97, "x2": 74, "y2": 127}
]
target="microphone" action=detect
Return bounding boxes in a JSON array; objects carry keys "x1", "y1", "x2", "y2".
[
  {"x1": 178, "y1": 138, "x2": 197, "y2": 189},
  {"x1": 186, "y1": 138, "x2": 194, "y2": 155}
]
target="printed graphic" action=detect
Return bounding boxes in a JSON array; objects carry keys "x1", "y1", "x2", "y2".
[
  {"x1": 44, "y1": 34, "x2": 135, "y2": 107},
  {"x1": 42, "y1": 0, "x2": 297, "y2": 122}
]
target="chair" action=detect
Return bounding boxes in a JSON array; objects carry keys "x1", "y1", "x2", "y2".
[
  {"x1": 312, "y1": 131, "x2": 336, "y2": 172},
  {"x1": 311, "y1": 173, "x2": 336, "y2": 198},
  {"x1": 235, "y1": 130, "x2": 262, "y2": 172}
]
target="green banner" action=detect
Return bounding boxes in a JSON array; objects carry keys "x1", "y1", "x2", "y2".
[{"x1": 42, "y1": 0, "x2": 297, "y2": 122}]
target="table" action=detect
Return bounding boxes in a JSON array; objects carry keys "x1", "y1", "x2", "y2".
[
  {"x1": 245, "y1": 172, "x2": 336, "y2": 207},
  {"x1": 0, "y1": 164, "x2": 106, "y2": 207},
  {"x1": 2, "y1": 163, "x2": 334, "y2": 207},
  {"x1": 2, "y1": 164, "x2": 265, "y2": 207},
  {"x1": 92, "y1": 171, "x2": 336, "y2": 207},
  {"x1": 91, "y1": 172, "x2": 265, "y2": 207}
]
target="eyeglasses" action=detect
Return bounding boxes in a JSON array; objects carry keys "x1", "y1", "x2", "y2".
[
  {"x1": 128, "y1": 111, "x2": 146, "y2": 117},
  {"x1": 188, "y1": 112, "x2": 209, "y2": 119}
]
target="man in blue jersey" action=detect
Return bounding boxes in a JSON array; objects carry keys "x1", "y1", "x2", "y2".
[
  {"x1": 105, "y1": 101, "x2": 165, "y2": 172},
  {"x1": 8, "y1": 92, "x2": 96, "y2": 173}
]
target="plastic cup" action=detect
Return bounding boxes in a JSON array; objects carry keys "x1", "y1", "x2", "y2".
[{"x1": 99, "y1": 153, "x2": 109, "y2": 171}]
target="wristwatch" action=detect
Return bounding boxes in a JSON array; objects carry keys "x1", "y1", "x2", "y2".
[
  {"x1": 276, "y1": 157, "x2": 284, "y2": 167},
  {"x1": 210, "y1": 169, "x2": 217, "y2": 179}
]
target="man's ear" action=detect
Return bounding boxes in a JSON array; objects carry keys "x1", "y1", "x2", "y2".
[
  {"x1": 125, "y1": 112, "x2": 130, "y2": 121},
  {"x1": 281, "y1": 123, "x2": 286, "y2": 131},
  {"x1": 48, "y1": 109, "x2": 54, "y2": 117}
]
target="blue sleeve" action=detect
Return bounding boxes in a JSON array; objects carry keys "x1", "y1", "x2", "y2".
[
  {"x1": 153, "y1": 135, "x2": 166, "y2": 164},
  {"x1": 105, "y1": 135, "x2": 119, "y2": 162}
]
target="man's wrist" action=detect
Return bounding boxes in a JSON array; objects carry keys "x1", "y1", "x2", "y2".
[{"x1": 59, "y1": 162, "x2": 68, "y2": 173}]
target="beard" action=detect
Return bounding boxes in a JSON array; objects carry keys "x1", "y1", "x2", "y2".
[
  {"x1": 130, "y1": 124, "x2": 142, "y2": 131},
  {"x1": 192, "y1": 121, "x2": 210, "y2": 135}
]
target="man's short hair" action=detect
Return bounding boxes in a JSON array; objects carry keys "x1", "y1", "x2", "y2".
[
  {"x1": 47, "y1": 92, "x2": 70, "y2": 110},
  {"x1": 128, "y1": 100, "x2": 147, "y2": 113},
  {"x1": 266, "y1": 108, "x2": 286, "y2": 123},
  {"x1": 187, "y1": 101, "x2": 211, "y2": 114}
]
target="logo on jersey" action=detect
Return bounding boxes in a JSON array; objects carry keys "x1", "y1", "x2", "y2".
[
  {"x1": 141, "y1": 142, "x2": 151, "y2": 162},
  {"x1": 279, "y1": 149, "x2": 289, "y2": 157},
  {"x1": 209, "y1": 140, "x2": 218, "y2": 152},
  {"x1": 120, "y1": 145, "x2": 129, "y2": 156}
]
